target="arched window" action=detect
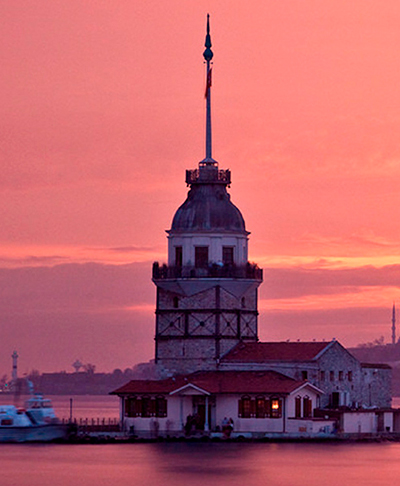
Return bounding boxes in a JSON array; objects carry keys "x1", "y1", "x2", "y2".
[
  {"x1": 256, "y1": 396, "x2": 267, "y2": 418},
  {"x1": 155, "y1": 396, "x2": 168, "y2": 417},
  {"x1": 303, "y1": 396, "x2": 312, "y2": 418},
  {"x1": 141, "y1": 396, "x2": 154, "y2": 417},
  {"x1": 295, "y1": 396, "x2": 302, "y2": 418},
  {"x1": 238, "y1": 395, "x2": 253, "y2": 418}
]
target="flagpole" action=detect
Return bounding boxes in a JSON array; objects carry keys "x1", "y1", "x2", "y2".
[{"x1": 204, "y1": 14, "x2": 213, "y2": 161}]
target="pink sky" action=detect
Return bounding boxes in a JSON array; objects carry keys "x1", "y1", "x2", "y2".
[{"x1": 2, "y1": 1, "x2": 400, "y2": 374}]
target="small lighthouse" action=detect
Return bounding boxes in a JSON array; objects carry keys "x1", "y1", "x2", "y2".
[
  {"x1": 152, "y1": 16, "x2": 263, "y2": 374},
  {"x1": 11, "y1": 350, "x2": 18, "y2": 389}
]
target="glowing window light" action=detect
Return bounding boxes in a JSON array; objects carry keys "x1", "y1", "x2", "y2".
[{"x1": 271, "y1": 400, "x2": 279, "y2": 410}]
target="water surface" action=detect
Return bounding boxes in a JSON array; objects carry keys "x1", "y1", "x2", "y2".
[
  {"x1": 1, "y1": 442, "x2": 398, "y2": 486},
  {"x1": 0, "y1": 395, "x2": 398, "y2": 485}
]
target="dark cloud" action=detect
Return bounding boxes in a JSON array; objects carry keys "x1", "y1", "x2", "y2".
[
  {"x1": 0, "y1": 262, "x2": 153, "y2": 315},
  {"x1": 261, "y1": 264, "x2": 400, "y2": 300}
]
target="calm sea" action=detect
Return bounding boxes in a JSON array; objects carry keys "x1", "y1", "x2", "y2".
[
  {"x1": 1, "y1": 442, "x2": 400, "y2": 486},
  {"x1": 0, "y1": 395, "x2": 399, "y2": 485}
]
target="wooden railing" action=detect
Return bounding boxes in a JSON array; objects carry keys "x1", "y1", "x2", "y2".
[{"x1": 62, "y1": 417, "x2": 120, "y2": 433}]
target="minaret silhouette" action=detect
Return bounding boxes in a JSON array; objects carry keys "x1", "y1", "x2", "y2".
[{"x1": 392, "y1": 302, "x2": 396, "y2": 344}]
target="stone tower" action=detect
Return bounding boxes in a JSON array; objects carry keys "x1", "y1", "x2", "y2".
[{"x1": 152, "y1": 16, "x2": 263, "y2": 374}]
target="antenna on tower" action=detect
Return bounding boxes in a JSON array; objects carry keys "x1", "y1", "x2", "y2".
[{"x1": 392, "y1": 302, "x2": 396, "y2": 344}]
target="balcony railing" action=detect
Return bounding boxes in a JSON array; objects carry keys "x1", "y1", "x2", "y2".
[
  {"x1": 152, "y1": 262, "x2": 263, "y2": 281},
  {"x1": 186, "y1": 168, "x2": 231, "y2": 185}
]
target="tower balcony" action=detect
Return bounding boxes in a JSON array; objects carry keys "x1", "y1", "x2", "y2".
[
  {"x1": 186, "y1": 167, "x2": 231, "y2": 185},
  {"x1": 152, "y1": 262, "x2": 262, "y2": 281}
]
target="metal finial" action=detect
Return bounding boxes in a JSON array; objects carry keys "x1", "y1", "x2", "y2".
[{"x1": 203, "y1": 14, "x2": 213, "y2": 61}]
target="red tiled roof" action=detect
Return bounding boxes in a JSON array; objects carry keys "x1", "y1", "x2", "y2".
[
  {"x1": 111, "y1": 370, "x2": 304, "y2": 396},
  {"x1": 222, "y1": 342, "x2": 330, "y2": 363}
]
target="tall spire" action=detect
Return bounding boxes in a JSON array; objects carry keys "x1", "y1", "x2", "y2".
[
  {"x1": 203, "y1": 14, "x2": 214, "y2": 162},
  {"x1": 392, "y1": 302, "x2": 396, "y2": 344}
]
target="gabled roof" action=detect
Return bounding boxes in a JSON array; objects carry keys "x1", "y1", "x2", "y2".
[
  {"x1": 111, "y1": 370, "x2": 308, "y2": 396},
  {"x1": 222, "y1": 341, "x2": 332, "y2": 363}
]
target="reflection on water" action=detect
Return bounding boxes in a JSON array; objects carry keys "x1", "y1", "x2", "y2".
[{"x1": 1, "y1": 442, "x2": 399, "y2": 486}]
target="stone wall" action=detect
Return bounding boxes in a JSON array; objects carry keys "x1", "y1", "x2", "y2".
[
  {"x1": 361, "y1": 365, "x2": 392, "y2": 408},
  {"x1": 316, "y1": 342, "x2": 363, "y2": 408},
  {"x1": 155, "y1": 281, "x2": 259, "y2": 374}
]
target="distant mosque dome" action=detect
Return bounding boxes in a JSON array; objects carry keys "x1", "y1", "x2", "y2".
[{"x1": 170, "y1": 183, "x2": 246, "y2": 233}]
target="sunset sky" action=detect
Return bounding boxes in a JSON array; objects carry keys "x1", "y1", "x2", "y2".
[{"x1": 2, "y1": 1, "x2": 400, "y2": 375}]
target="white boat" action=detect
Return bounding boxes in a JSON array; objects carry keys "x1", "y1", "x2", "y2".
[{"x1": 0, "y1": 394, "x2": 70, "y2": 442}]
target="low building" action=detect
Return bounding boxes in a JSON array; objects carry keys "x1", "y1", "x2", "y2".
[{"x1": 111, "y1": 370, "x2": 335, "y2": 439}]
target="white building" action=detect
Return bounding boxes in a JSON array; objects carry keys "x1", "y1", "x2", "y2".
[{"x1": 112, "y1": 370, "x2": 335, "y2": 439}]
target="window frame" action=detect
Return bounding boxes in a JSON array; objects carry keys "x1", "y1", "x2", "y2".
[
  {"x1": 222, "y1": 246, "x2": 234, "y2": 266},
  {"x1": 270, "y1": 397, "x2": 282, "y2": 419},
  {"x1": 303, "y1": 396, "x2": 312, "y2": 418},
  {"x1": 239, "y1": 395, "x2": 252, "y2": 418},
  {"x1": 175, "y1": 246, "x2": 183, "y2": 267},
  {"x1": 295, "y1": 396, "x2": 302, "y2": 418},
  {"x1": 195, "y1": 246, "x2": 209, "y2": 268}
]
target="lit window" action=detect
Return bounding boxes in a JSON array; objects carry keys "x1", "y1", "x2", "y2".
[{"x1": 270, "y1": 398, "x2": 282, "y2": 418}]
